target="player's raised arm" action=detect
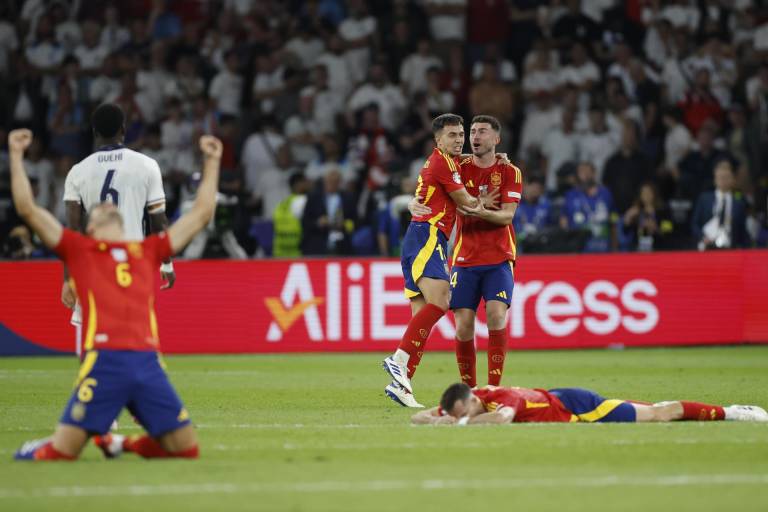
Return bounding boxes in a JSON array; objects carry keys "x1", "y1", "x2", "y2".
[
  {"x1": 167, "y1": 135, "x2": 222, "y2": 254},
  {"x1": 8, "y1": 129, "x2": 63, "y2": 249}
]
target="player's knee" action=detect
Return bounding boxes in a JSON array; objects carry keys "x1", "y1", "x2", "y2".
[
  {"x1": 486, "y1": 311, "x2": 507, "y2": 330},
  {"x1": 455, "y1": 323, "x2": 474, "y2": 341}
]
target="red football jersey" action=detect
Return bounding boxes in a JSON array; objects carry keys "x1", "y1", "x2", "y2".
[
  {"x1": 473, "y1": 386, "x2": 575, "y2": 423},
  {"x1": 452, "y1": 159, "x2": 522, "y2": 267},
  {"x1": 411, "y1": 148, "x2": 465, "y2": 238},
  {"x1": 54, "y1": 229, "x2": 172, "y2": 352}
]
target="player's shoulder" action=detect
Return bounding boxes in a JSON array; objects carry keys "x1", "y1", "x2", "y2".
[
  {"x1": 123, "y1": 148, "x2": 160, "y2": 168},
  {"x1": 427, "y1": 149, "x2": 457, "y2": 170},
  {"x1": 498, "y1": 161, "x2": 523, "y2": 181}
]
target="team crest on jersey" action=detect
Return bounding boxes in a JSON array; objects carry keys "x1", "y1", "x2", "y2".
[
  {"x1": 127, "y1": 242, "x2": 143, "y2": 258},
  {"x1": 452, "y1": 171, "x2": 461, "y2": 184},
  {"x1": 419, "y1": 329, "x2": 428, "y2": 338},
  {"x1": 110, "y1": 248, "x2": 127, "y2": 262},
  {"x1": 490, "y1": 171, "x2": 502, "y2": 186}
]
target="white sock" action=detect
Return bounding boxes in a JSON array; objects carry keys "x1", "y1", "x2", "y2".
[{"x1": 393, "y1": 349, "x2": 410, "y2": 366}]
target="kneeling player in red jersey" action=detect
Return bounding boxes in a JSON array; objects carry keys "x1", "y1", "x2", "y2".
[
  {"x1": 412, "y1": 382, "x2": 768, "y2": 425},
  {"x1": 9, "y1": 129, "x2": 223, "y2": 461}
]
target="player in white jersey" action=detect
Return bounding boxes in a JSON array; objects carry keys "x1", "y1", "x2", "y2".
[{"x1": 60, "y1": 103, "x2": 176, "y2": 355}]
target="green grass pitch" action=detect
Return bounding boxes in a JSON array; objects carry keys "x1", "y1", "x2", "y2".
[{"x1": 1, "y1": 347, "x2": 767, "y2": 512}]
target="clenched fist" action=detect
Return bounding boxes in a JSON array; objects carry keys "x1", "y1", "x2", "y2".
[
  {"x1": 199, "y1": 135, "x2": 223, "y2": 160},
  {"x1": 8, "y1": 129, "x2": 33, "y2": 154}
]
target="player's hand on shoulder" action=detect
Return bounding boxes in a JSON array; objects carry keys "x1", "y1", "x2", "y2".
[
  {"x1": 61, "y1": 281, "x2": 76, "y2": 309},
  {"x1": 199, "y1": 135, "x2": 223, "y2": 160},
  {"x1": 495, "y1": 153, "x2": 511, "y2": 165},
  {"x1": 8, "y1": 129, "x2": 33, "y2": 154}
]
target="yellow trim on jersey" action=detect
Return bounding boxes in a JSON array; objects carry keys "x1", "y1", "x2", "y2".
[
  {"x1": 507, "y1": 226, "x2": 517, "y2": 261},
  {"x1": 404, "y1": 287, "x2": 421, "y2": 299},
  {"x1": 509, "y1": 261, "x2": 515, "y2": 277},
  {"x1": 525, "y1": 400, "x2": 550, "y2": 409},
  {"x1": 510, "y1": 165, "x2": 522, "y2": 184},
  {"x1": 575, "y1": 399, "x2": 626, "y2": 423},
  {"x1": 460, "y1": 157, "x2": 472, "y2": 165},
  {"x1": 73, "y1": 350, "x2": 98, "y2": 388},
  {"x1": 84, "y1": 291, "x2": 97, "y2": 351},
  {"x1": 451, "y1": 234, "x2": 463, "y2": 266},
  {"x1": 149, "y1": 297, "x2": 159, "y2": 343},
  {"x1": 438, "y1": 149, "x2": 458, "y2": 173},
  {"x1": 423, "y1": 185, "x2": 436, "y2": 205},
  {"x1": 427, "y1": 209, "x2": 446, "y2": 228}
]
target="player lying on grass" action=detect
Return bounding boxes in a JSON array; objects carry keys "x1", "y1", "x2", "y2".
[
  {"x1": 9, "y1": 128, "x2": 223, "y2": 461},
  {"x1": 412, "y1": 383, "x2": 768, "y2": 425}
]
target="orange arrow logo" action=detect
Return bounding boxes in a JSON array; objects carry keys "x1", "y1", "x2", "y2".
[{"x1": 264, "y1": 297, "x2": 325, "y2": 332}]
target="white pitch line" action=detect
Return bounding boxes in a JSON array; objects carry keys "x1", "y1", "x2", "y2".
[{"x1": 1, "y1": 474, "x2": 767, "y2": 499}]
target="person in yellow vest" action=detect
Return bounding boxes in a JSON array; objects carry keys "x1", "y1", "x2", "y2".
[{"x1": 273, "y1": 173, "x2": 310, "y2": 257}]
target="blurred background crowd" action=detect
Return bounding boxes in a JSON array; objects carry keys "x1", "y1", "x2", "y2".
[{"x1": 1, "y1": 0, "x2": 768, "y2": 259}]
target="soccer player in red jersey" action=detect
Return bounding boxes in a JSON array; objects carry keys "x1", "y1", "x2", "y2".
[
  {"x1": 412, "y1": 382, "x2": 768, "y2": 425},
  {"x1": 383, "y1": 114, "x2": 479, "y2": 408},
  {"x1": 449, "y1": 115, "x2": 522, "y2": 389},
  {"x1": 9, "y1": 128, "x2": 223, "y2": 461}
]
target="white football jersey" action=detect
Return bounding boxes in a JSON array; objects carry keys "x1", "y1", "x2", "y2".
[{"x1": 63, "y1": 145, "x2": 165, "y2": 240}]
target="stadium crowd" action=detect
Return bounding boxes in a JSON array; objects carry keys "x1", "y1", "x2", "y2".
[{"x1": 1, "y1": 0, "x2": 767, "y2": 259}]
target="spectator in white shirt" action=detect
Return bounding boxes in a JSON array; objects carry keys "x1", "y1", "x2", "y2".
[
  {"x1": 25, "y1": 14, "x2": 64, "y2": 72},
  {"x1": 22, "y1": 137, "x2": 54, "y2": 211},
  {"x1": 137, "y1": 42, "x2": 172, "y2": 120},
  {"x1": 338, "y1": 0, "x2": 377, "y2": 85},
  {"x1": 558, "y1": 42, "x2": 599, "y2": 108},
  {"x1": 424, "y1": 0, "x2": 467, "y2": 42},
  {"x1": 472, "y1": 43, "x2": 517, "y2": 83},
  {"x1": 209, "y1": 50, "x2": 244, "y2": 117},
  {"x1": 519, "y1": 92, "x2": 561, "y2": 162},
  {"x1": 400, "y1": 38, "x2": 443, "y2": 97},
  {"x1": 283, "y1": 94, "x2": 320, "y2": 166},
  {"x1": 300, "y1": 64, "x2": 344, "y2": 135},
  {"x1": 284, "y1": 25, "x2": 325, "y2": 70},
  {"x1": 74, "y1": 20, "x2": 109, "y2": 73},
  {"x1": 252, "y1": 52, "x2": 286, "y2": 116},
  {"x1": 316, "y1": 34, "x2": 353, "y2": 97},
  {"x1": 89, "y1": 54, "x2": 121, "y2": 104},
  {"x1": 522, "y1": 44, "x2": 560, "y2": 100},
  {"x1": 661, "y1": 106, "x2": 692, "y2": 173},
  {"x1": 242, "y1": 117, "x2": 286, "y2": 198},
  {"x1": 304, "y1": 135, "x2": 355, "y2": 185},
  {"x1": 164, "y1": 55, "x2": 205, "y2": 106},
  {"x1": 579, "y1": 106, "x2": 620, "y2": 180},
  {"x1": 99, "y1": 5, "x2": 130, "y2": 53},
  {"x1": 541, "y1": 108, "x2": 581, "y2": 191},
  {"x1": 347, "y1": 62, "x2": 407, "y2": 131}
]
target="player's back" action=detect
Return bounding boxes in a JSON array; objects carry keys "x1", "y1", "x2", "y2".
[
  {"x1": 64, "y1": 146, "x2": 165, "y2": 240},
  {"x1": 411, "y1": 148, "x2": 464, "y2": 238},
  {"x1": 474, "y1": 386, "x2": 574, "y2": 423}
]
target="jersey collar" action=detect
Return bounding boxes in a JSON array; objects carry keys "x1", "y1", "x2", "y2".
[{"x1": 96, "y1": 143, "x2": 125, "y2": 152}]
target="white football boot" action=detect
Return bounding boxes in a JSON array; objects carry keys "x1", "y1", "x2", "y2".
[
  {"x1": 724, "y1": 405, "x2": 768, "y2": 422},
  {"x1": 385, "y1": 381, "x2": 424, "y2": 408},
  {"x1": 382, "y1": 356, "x2": 412, "y2": 393}
]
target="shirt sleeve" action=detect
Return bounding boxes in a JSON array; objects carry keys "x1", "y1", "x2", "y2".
[
  {"x1": 62, "y1": 165, "x2": 80, "y2": 202},
  {"x1": 145, "y1": 159, "x2": 166, "y2": 207},
  {"x1": 144, "y1": 231, "x2": 173, "y2": 265},
  {"x1": 502, "y1": 164, "x2": 523, "y2": 204},
  {"x1": 432, "y1": 156, "x2": 465, "y2": 194},
  {"x1": 53, "y1": 228, "x2": 82, "y2": 263}
]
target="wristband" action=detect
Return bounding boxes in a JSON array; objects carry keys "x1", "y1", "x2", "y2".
[
  {"x1": 160, "y1": 262, "x2": 174, "y2": 273},
  {"x1": 457, "y1": 416, "x2": 469, "y2": 426}
]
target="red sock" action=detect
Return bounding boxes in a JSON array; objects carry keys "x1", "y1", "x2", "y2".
[
  {"x1": 680, "y1": 401, "x2": 725, "y2": 421},
  {"x1": 487, "y1": 329, "x2": 507, "y2": 386},
  {"x1": 34, "y1": 442, "x2": 76, "y2": 461},
  {"x1": 397, "y1": 303, "x2": 445, "y2": 378},
  {"x1": 124, "y1": 435, "x2": 199, "y2": 459},
  {"x1": 455, "y1": 338, "x2": 476, "y2": 387}
]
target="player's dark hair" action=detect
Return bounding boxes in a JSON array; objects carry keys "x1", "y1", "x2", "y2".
[
  {"x1": 471, "y1": 115, "x2": 501, "y2": 132},
  {"x1": 440, "y1": 383, "x2": 472, "y2": 414},
  {"x1": 91, "y1": 103, "x2": 125, "y2": 139},
  {"x1": 431, "y1": 113, "x2": 463, "y2": 136}
]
